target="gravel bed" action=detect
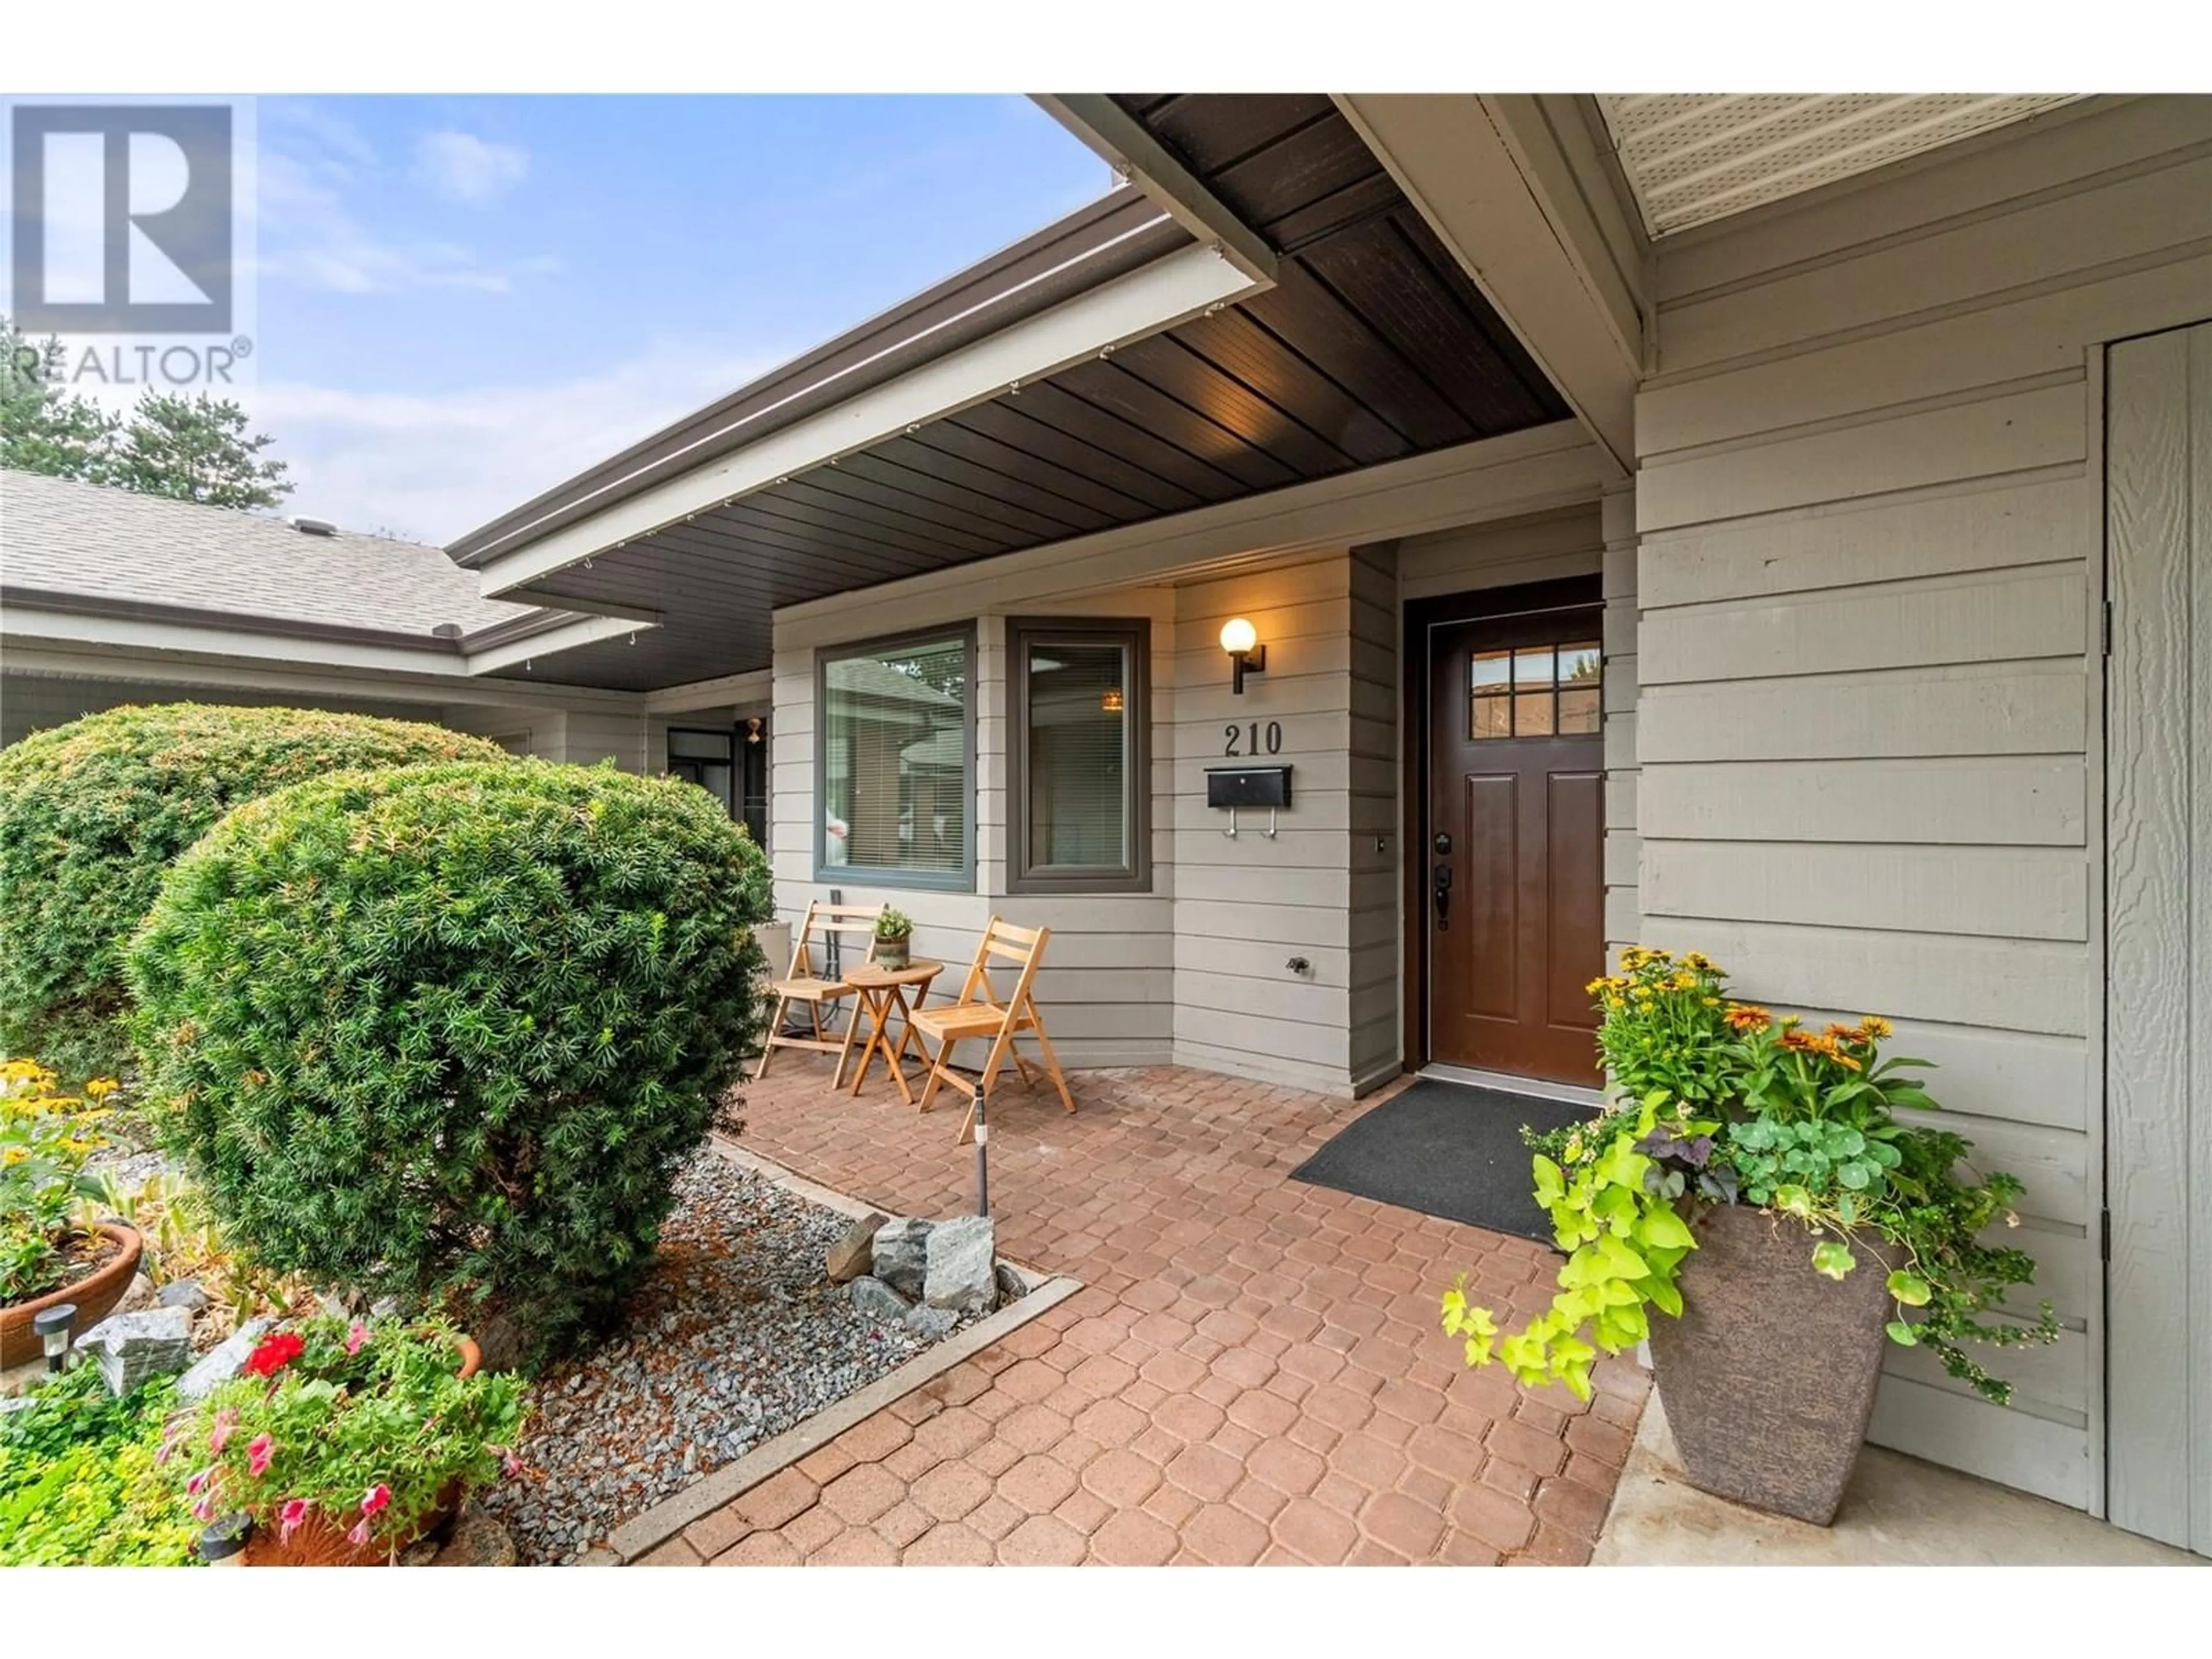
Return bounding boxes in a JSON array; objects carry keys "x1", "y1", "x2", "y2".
[
  {"x1": 476, "y1": 1151, "x2": 977, "y2": 1565},
  {"x1": 85, "y1": 1146, "x2": 179, "y2": 1194}
]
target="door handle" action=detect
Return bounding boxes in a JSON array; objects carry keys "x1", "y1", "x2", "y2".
[{"x1": 1433, "y1": 864, "x2": 1452, "y2": 928}]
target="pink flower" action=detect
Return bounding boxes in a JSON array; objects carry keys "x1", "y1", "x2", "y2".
[
  {"x1": 185, "y1": 1465, "x2": 217, "y2": 1496},
  {"x1": 360, "y1": 1483, "x2": 391, "y2": 1517},
  {"x1": 502, "y1": 1450, "x2": 524, "y2": 1478},
  {"x1": 208, "y1": 1408, "x2": 238, "y2": 1453},
  {"x1": 193, "y1": 1495, "x2": 218, "y2": 1522},
  {"x1": 346, "y1": 1321, "x2": 368, "y2": 1356},
  {"x1": 347, "y1": 1518, "x2": 372, "y2": 1547},
  {"x1": 279, "y1": 1497, "x2": 310, "y2": 1544},
  {"x1": 246, "y1": 1434, "x2": 274, "y2": 1478}
]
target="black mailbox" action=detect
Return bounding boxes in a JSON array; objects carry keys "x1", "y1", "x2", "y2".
[{"x1": 1205, "y1": 764, "x2": 1293, "y2": 809}]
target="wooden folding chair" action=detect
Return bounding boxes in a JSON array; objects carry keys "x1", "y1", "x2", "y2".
[
  {"x1": 752, "y1": 900, "x2": 884, "y2": 1081},
  {"x1": 910, "y1": 915, "x2": 1075, "y2": 1143}
]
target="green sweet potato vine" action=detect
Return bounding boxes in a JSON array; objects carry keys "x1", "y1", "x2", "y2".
[{"x1": 1445, "y1": 948, "x2": 2059, "y2": 1405}]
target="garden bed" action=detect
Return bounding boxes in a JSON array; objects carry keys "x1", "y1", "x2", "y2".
[{"x1": 475, "y1": 1150, "x2": 986, "y2": 1565}]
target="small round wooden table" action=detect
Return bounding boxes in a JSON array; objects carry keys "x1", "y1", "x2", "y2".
[{"x1": 835, "y1": 959, "x2": 944, "y2": 1106}]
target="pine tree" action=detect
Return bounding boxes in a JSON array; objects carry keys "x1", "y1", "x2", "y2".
[
  {"x1": 104, "y1": 391, "x2": 292, "y2": 509},
  {"x1": 3, "y1": 315, "x2": 293, "y2": 509},
  {"x1": 1, "y1": 321, "x2": 120, "y2": 483}
]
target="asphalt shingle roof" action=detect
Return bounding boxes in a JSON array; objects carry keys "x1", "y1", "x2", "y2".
[{"x1": 0, "y1": 469, "x2": 539, "y2": 641}]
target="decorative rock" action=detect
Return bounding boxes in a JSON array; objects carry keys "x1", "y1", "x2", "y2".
[
  {"x1": 176, "y1": 1316, "x2": 272, "y2": 1404},
  {"x1": 825, "y1": 1212, "x2": 888, "y2": 1284},
  {"x1": 115, "y1": 1272, "x2": 159, "y2": 1315},
  {"x1": 156, "y1": 1279, "x2": 210, "y2": 1313},
  {"x1": 845, "y1": 1275, "x2": 910, "y2": 1325},
  {"x1": 922, "y1": 1215, "x2": 996, "y2": 1312},
  {"x1": 870, "y1": 1217, "x2": 931, "y2": 1298},
  {"x1": 904, "y1": 1305, "x2": 958, "y2": 1339},
  {"x1": 995, "y1": 1263, "x2": 1029, "y2": 1308},
  {"x1": 73, "y1": 1306, "x2": 193, "y2": 1396},
  {"x1": 433, "y1": 1510, "x2": 518, "y2": 1567}
]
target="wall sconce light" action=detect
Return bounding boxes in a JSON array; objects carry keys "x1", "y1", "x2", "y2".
[
  {"x1": 1099, "y1": 687, "x2": 1125, "y2": 714},
  {"x1": 745, "y1": 717, "x2": 764, "y2": 745},
  {"x1": 1220, "y1": 618, "x2": 1266, "y2": 695}
]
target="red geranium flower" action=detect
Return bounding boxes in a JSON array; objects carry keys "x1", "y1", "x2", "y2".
[{"x1": 243, "y1": 1331, "x2": 305, "y2": 1378}]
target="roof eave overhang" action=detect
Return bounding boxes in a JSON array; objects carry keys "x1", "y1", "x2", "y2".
[
  {"x1": 0, "y1": 588, "x2": 656, "y2": 681},
  {"x1": 457, "y1": 209, "x2": 1263, "y2": 603}
]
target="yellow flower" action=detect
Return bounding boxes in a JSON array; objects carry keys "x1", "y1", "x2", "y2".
[
  {"x1": 1857, "y1": 1016, "x2": 1893, "y2": 1040},
  {"x1": 1, "y1": 1147, "x2": 25, "y2": 1166}
]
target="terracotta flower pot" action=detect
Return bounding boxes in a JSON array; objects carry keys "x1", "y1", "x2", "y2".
[
  {"x1": 1645, "y1": 1203, "x2": 1895, "y2": 1525},
  {"x1": 238, "y1": 1333, "x2": 483, "y2": 1568},
  {"x1": 0, "y1": 1222, "x2": 143, "y2": 1369}
]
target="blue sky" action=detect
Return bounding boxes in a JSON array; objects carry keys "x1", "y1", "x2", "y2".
[{"x1": 238, "y1": 95, "x2": 1109, "y2": 541}]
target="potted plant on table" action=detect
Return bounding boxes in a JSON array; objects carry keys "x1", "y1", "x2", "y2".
[
  {"x1": 173, "y1": 1313, "x2": 525, "y2": 1565},
  {"x1": 1441, "y1": 947, "x2": 2061, "y2": 1525},
  {"x1": 1, "y1": 1060, "x2": 141, "y2": 1368},
  {"x1": 872, "y1": 907, "x2": 915, "y2": 970}
]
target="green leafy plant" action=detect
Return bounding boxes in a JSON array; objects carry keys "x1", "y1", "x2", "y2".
[
  {"x1": 0, "y1": 702, "x2": 512, "y2": 1082},
  {"x1": 128, "y1": 761, "x2": 772, "y2": 1366},
  {"x1": 1446, "y1": 946, "x2": 2059, "y2": 1405},
  {"x1": 874, "y1": 907, "x2": 914, "y2": 942},
  {"x1": 179, "y1": 1314, "x2": 527, "y2": 1555},
  {"x1": 1, "y1": 1058, "x2": 118, "y2": 1302},
  {"x1": 0, "y1": 1364, "x2": 198, "y2": 1566},
  {"x1": 90, "y1": 1167, "x2": 317, "y2": 1334}
]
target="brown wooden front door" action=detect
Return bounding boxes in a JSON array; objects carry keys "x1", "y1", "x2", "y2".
[{"x1": 1423, "y1": 593, "x2": 1605, "y2": 1084}]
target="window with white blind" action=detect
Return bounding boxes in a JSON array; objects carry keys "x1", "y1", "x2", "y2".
[
  {"x1": 816, "y1": 626, "x2": 974, "y2": 889},
  {"x1": 1009, "y1": 617, "x2": 1149, "y2": 893}
]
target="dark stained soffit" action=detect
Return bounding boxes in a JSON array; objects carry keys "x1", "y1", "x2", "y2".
[
  {"x1": 449, "y1": 187, "x2": 1187, "y2": 569},
  {"x1": 490, "y1": 97, "x2": 1573, "y2": 693}
]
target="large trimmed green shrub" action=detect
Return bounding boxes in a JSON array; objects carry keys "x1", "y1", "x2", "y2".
[
  {"x1": 126, "y1": 762, "x2": 771, "y2": 1367},
  {"x1": 0, "y1": 703, "x2": 510, "y2": 1080}
]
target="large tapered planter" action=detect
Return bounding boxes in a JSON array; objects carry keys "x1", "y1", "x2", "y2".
[{"x1": 1646, "y1": 1204, "x2": 1894, "y2": 1525}]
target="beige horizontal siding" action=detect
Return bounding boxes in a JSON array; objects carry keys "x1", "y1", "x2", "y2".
[{"x1": 1626, "y1": 96, "x2": 2212, "y2": 1508}]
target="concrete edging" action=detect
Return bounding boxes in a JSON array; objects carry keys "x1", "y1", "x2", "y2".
[{"x1": 603, "y1": 1138, "x2": 1081, "y2": 1564}]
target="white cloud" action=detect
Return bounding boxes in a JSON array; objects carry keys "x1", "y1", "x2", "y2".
[
  {"x1": 412, "y1": 131, "x2": 529, "y2": 204},
  {"x1": 253, "y1": 142, "x2": 549, "y2": 295},
  {"x1": 238, "y1": 342, "x2": 783, "y2": 546}
]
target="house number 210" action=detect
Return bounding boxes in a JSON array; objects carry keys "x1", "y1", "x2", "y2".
[{"x1": 1223, "y1": 721, "x2": 1282, "y2": 757}]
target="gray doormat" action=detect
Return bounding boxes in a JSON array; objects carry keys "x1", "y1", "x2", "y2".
[{"x1": 1289, "y1": 1077, "x2": 1597, "y2": 1244}]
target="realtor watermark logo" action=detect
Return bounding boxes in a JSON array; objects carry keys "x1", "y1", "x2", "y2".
[{"x1": 5, "y1": 97, "x2": 256, "y2": 389}]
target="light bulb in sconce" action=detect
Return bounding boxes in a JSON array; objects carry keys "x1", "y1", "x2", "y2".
[
  {"x1": 745, "y1": 718, "x2": 764, "y2": 745},
  {"x1": 1219, "y1": 618, "x2": 1266, "y2": 695},
  {"x1": 1100, "y1": 687, "x2": 1125, "y2": 714}
]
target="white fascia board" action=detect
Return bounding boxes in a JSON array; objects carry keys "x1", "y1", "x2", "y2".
[
  {"x1": 1336, "y1": 94, "x2": 1642, "y2": 477},
  {"x1": 2, "y1": 604, "x2": 476, "y2": 679},
  {"x1": 0, "y1": 638, "x2": 643, "y2": 713},
  {"x1": 474, "y1": 241, "x2": 1260, "y2": 601},
  {"x1": 463, "y1": 611, "x2": 652, "y2": 676},
  {"x1": 772, "y1": 421, "x2": 1608, "y2": 651},
  {"x1": 643, "y1": 668, "x2": 774, "y2": 715}
]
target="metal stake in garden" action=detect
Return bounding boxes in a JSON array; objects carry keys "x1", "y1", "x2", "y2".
[{"x1": 973, "y1": 1090, "x2": 989, "y2": 1218}]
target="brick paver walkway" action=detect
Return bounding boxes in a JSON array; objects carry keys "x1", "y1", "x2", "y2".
[{"x1": 642, "y1": 1060, "x2": 1646, "y2": 1566}]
